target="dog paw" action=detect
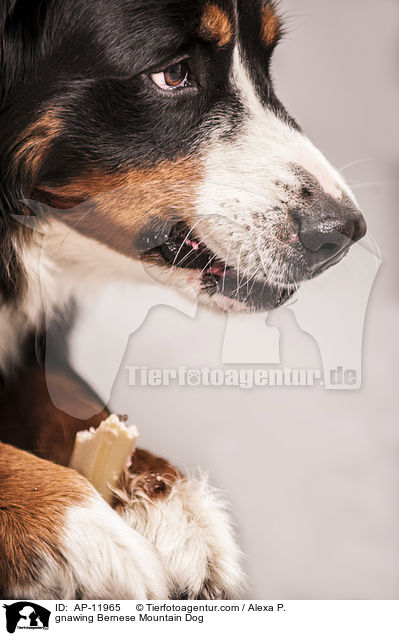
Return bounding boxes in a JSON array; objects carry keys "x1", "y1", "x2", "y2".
[
  {"x1": 7, "y1": 492, "x2": 169, "y2": 600},
  {"x1": 116, "y1": 470, "x2": 246, "y2": 599},
  {"x1": 0, "y1": 443, "x2": 168, "y2": 599}
]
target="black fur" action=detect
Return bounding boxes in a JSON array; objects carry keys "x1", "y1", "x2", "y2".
[{"x1": 0, "y1": 0, "x2": 288, "y2": 301}]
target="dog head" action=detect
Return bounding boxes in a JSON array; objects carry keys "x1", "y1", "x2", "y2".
[{"x1": 0, "y1": 0, "x2": 366, "y2": 311}]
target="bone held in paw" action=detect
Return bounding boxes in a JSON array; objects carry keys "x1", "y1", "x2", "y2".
[{"x1": 69, "y1": 414, "x2": 138, "y2": 504}]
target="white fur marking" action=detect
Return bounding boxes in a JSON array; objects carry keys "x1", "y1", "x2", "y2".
[
  {"x1": 118, "y1": 474, "x2": 245, "y2": 599},
  {"x1": 194, "y1": 47, "x2": 359, "y2": 287},
  {"x1": 61, "y1": 496, "x2": 169, "y2": 599}
]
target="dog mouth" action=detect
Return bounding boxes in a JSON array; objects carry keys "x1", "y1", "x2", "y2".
[{"x1": 143, "y1": 221, "x2": 295, "y2": 311}]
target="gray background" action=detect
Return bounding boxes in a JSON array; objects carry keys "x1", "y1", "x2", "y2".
[{"x1": 71, "y1": 0, "x2": 399, "y2": 599}]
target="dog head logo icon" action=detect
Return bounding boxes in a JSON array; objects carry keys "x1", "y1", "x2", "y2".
[{"x1": 3, "y1": 602, "x2": 50, "y2": 633}]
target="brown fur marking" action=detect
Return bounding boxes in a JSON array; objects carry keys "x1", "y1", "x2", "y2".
[
  {"x1": 0, "y1": 442, "x2": 93, "y2": 594},
  {"x1": 0, "y1": 363, "x2": 109, "y2": 466},
  {"x1": 114, "y1": 448, "x2": 182, "y2": 507},
  {"x1": 14, "y1": 109, "x2": 61, "y2": 177},
  {"x1": 200, "y1": 3, "x2": 233, "y2": 48},
  {"x1": 35, "y1": 157, "x2": 202, "y2": 257},
  {"x1": 261, "y1": 3, "x2": 281, "y2": 48}
]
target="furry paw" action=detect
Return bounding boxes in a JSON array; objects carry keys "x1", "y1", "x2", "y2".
[
  {"x1": 115, "y1": 468, "x2": 245, "y2": 599},
  {"x1": 0, "y1": 443, "x2": 168, "y2": 599}
]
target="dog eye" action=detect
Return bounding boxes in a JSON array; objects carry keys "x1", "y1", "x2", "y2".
[{"x1": 150, "y1": 61, "x2": 189, "y2": 90}]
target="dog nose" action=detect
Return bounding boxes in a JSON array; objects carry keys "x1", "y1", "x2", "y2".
[{"x1": 293, "y1": 198, "x2": 367, "y2": 273}]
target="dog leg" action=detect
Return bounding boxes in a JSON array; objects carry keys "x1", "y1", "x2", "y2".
[
  {"x1": 0, "y1": 363, "x2": 244, "y2": 599},
  {"x1": 0, "y1": 442, "x2": 168, "y2": 599},
  {"x1": 0, "y1": 361, "x2": 109, "y2": 466}
]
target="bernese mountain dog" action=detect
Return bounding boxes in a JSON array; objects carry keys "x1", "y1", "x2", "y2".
[{"x1": 0, "y1": 0, "x2": 366, "y2": 599}]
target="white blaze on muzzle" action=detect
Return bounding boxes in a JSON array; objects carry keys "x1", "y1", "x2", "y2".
[{"x1": 194, "y1": 46, "x2": 360, "y2": 287}]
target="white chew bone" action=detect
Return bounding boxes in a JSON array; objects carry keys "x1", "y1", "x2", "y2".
[{"x1": 69, "y1": 414, "x2": 138, "y2": 504}]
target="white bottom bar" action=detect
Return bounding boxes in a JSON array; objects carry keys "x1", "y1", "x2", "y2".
[{"x1": 1, "y1": 600, "x2": 398, "y2": 635}]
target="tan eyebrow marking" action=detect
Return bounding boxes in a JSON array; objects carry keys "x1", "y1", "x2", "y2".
[
  {"x1": 261, "y1": 2, "x2": 281, "y2": 48},
  {"x1": 200, "y1": 2, "x2": 234, "y2": 48}
]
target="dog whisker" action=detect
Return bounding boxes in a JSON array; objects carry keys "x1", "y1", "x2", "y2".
[
  {"x1": 199, "y1": 254, "x2": 217, "y2": 277},
  {"x1": 57, "y1": 207, "x2": 94, "y2": 249},
  {"x1": 221, "y1": 236, "x2": 234, "y2": 294},
  {"x1": 234, "y1": 246, "x2": 243, "y2": 297},
  {"x1": 235, "y1": 262, "x2": 261, "y2": 294},
  {"x1": 348, "y1": 179, "x2": 399, "y2": 189},
  {"x1": 168, "y1": 227, "x2": 219, "y2": 269},
  {"x1": 171, "y1": 219, "x2": 202, "y2": 266},
  {"x1": 338, "y1": 157, "x2": 372, "y2": 174}
]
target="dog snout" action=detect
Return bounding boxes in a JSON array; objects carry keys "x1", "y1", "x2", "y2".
[{"x1": 290, "y1": 195, "x2": 367, "y2": 273}]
